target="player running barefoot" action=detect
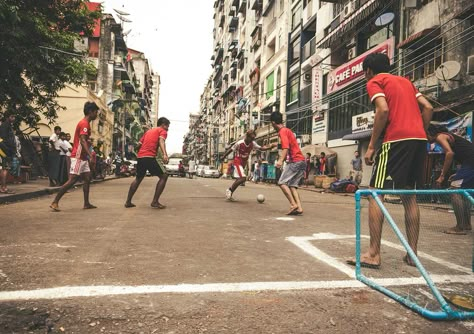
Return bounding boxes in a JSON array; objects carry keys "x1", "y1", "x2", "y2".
[
  {"x1": 222, "y1": 130, "x2": 274, "y2": 201},
  {"x1": 125, "y1": 117, "x2": 170, "y2": 209},
  {"x1": 50, "y1": 102, "x2": 99, "y2": 211},
  {"x1": 270, "y1": 112, "x2": 306, "y2": 215}
]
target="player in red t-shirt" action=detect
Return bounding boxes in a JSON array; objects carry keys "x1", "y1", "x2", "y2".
[
  {"x1": 346, "y1": 53, "x2": 433, "y2": 269},
  {"x1": 50, "y1": 102, "x2": 99, "y2": 211},
  {"x1": 222, "y1": 130, "x2": 274, "y2": 201},
  {"x1": 271, "y1": 112, "x2": 306, "y2": 215},
  {"x1": 125, "y1": 117, "x2": 171, "y2": 208}
]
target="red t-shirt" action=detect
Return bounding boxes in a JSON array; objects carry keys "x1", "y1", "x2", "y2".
[
  {"x1": 232, "y1": 139, "x2": 261, "y2": 166},
  {"x1": 279, "y1": 127, "x2": 305, "y2": 162},
  {"x1": 137, "y1": 127, "x2": 168, "y2": 158},
  {"x1": 366, "y1": 73, "x2": 426, "y2": 143},
  {"x1": 71, "y1": 118, "x2": 91, "y2": 160}
]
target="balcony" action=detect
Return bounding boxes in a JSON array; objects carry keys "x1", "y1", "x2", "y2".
[
  {"x1": 250, "y1": 25, "x2": 262, "y2": 51},
  {"x1": 238, "y1": 0, "x2": 247, "y2": 14},
  {"x1": 251, "y1": 0, "x2": 263, "y2": 11},
  {"x1": 219, "y1": 14, "x2": 225, "y2": 28},
  {"x1": 228, "y1": 17, "x2": 239, "y2": 31},
  {"x1": 262, "y1": 0, "x2": 275, "y2": 17},
  {"x1": 213, "y1": 47, "x2": 224, "y2": 66},
  {"x1": 303, "y1": 36, "x2": 316, "y2": 61},
  {"x1": 250, "y1": 67, "x2": 260, "y2": 87}
]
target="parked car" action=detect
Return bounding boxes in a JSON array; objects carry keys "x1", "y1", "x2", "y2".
[
  {"x1": 201, "y1": 165, "x2": 220, "y2": 178},
  {"x1": 165, "y1": 158, "x2": 182, "y2": 176},
  {"x1": 196, "y1": 164, "x2": 206, "y2": 177}
]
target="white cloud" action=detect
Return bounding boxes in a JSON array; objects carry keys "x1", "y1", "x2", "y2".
[{"x1": 102, "y1": 0, "x2": 214, "y2": 154}]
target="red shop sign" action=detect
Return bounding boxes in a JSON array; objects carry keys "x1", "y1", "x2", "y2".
[{"x1": 327, "y1": 37, "x2": 395, "y2": 94}]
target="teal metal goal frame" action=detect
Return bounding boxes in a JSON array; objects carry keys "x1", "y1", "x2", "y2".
[{"x1": 355, "y1": 189, "x2": 474, "y2": 320}]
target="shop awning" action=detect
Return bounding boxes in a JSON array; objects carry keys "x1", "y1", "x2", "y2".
[
  {"x1": 397, "y1": 27, "x2": 439, "y2": 49},
  {"x1": 342, "y1": 130, "x2": 372, "y2": 140}
]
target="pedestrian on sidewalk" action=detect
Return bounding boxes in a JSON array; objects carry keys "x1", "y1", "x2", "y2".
[
  {"x1": 11, "y1": 132, "x2": 22, "y2": 184},
  {"x1": 48, "y1": 126, "x2": 62, "y2": 187},
  {"x1": 50, "y1": 102, "x2": 99, "y2": 211},
  {"x1": 304, "y1": 153, "x2": 312, "y2": 187},
  {"x1": 271, "y1": 112, "x2": 306, "y2": 215},
  {"x1": 0, "y1": 114, "x2": 16, "y2": 194},
  {"x1": 350, "y1": 150, "x2": 363, "y2": 185},
  {"x1": 222, "y1": 130, "x2": 274, "y2": 201},
  {"x1": 346, "y1": 52, "x2": 433, "y2": 269},
  {"x1": 125, "y1": 117, "x2": 170, "y2": 209},
  {"x1": 58, "y1": 132, "x2": 71, "y2": 185}
]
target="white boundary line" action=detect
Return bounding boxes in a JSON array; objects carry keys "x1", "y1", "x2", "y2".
[
  {"x1": 0, "y1": 233, "x2": 472, "y2": 302},
  {"x1": 1, "y1": 275, "x2": 473, "y2": 302}
]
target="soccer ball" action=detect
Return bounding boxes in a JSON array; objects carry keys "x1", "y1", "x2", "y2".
[{"x1": 257, "y1": 194, "x2": 265, "y2": 203}]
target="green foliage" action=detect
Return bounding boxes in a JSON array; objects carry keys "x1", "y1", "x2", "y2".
[{"x1": 0, "y1": 0, "x2": 102, "y2": 126}]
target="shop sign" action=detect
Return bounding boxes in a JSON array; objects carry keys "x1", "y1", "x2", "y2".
[
  {"x1": 352, "y1": 111, "x2": 374, "y2": 133},
  {"x1": 313, "y1": 119, "x2": 326, "y2": 134},
  {"x1": 312, "y1": 67, "x2": 323, "y2": 104},
  {"x1": 327, "y1": 37, "x2": 395, "y2": 94}
]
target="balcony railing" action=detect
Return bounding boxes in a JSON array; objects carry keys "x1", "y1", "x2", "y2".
[
  {"x1": 303, "y1": 36, "x2": 316, "y2": 61},
  {"x1": 251, "y1": 25, "x2": 262, "y2": 50}
]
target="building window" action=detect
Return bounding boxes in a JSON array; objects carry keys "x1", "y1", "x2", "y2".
[
  {"x1": 288, "y1": 75, "x2": 299, "y2": 104},
  {"x1": 266, "y1": 71, "x2": 275, "y2": 99},
  {"x1": 291, "y1": 5, "x2": 302, "y2": 30},
  {"x1": 290, "y1": 39, "x2": 300, "y2": 64},
  {"x1": 328, "y1": 85, "x2": 370, "y2": 140},
  {"x1": 403, "y1": 39, "x2": 442, "y2": 81}
]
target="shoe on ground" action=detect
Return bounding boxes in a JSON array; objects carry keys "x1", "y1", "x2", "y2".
[{"x1": 225, "y1": 188, "x2": 233, "y2": 200}]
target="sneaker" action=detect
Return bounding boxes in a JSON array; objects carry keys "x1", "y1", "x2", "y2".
[{"x1": 225, "y1": 188, "x2": 233, "y2": 201}]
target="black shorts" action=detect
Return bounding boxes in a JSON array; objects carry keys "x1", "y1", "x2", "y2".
[
  {"x1": 370, "y1": 140, "x2": 427, "y2": 189},
  {"x1": 137, "y1": 157, "x2": 166, "y2": 178}
]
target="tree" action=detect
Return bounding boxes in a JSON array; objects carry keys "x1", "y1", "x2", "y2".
[{"x1": 0, "y1": 0, "x2": 101, "y2": 126}]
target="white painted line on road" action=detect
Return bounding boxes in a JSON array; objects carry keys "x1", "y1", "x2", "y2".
[
  {"x1": 307, "y1": 233, "x2": 472, "y2": 275},
  {"x1": 1, "y1": 274, "x2": 473, "y2": 302},
  {"x1": 286, "y1": 236, "x2": 355, "y2": 278}
]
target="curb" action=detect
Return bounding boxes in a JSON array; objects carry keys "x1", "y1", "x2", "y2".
[{"x1": 0, "y1": 177, "x2": 120, "y2": 205}]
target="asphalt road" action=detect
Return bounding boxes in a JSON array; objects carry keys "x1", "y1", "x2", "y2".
[{"x1": 0, "y1": 176, "x2": 472, "y2": 333}]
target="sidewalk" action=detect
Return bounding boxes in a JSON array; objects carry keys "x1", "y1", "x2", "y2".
[{"x1": 0, "y1": 176, "x2": 118, "y2": 205}]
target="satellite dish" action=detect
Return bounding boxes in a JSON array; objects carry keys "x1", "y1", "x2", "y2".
[
  {"x1": 375, "y1": 12, "x2": 395, "y2": 27},
  {"x1": 117, "y1": 14, "x2": 132, "y2": 23},
  {"x1": 114, "y1": 9, "x2": 130, "y2": 16},
  {"x1": 435, "y1": 61, "x2": 461, "y2": 80}
]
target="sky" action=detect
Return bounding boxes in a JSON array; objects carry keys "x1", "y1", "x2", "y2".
[{"x1": 102, "y1": 0, "x2": 215, "y2": 154}]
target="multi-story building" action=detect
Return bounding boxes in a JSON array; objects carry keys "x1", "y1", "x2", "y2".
[
  {"x1": 128, "y1": 48, "x2": 155, "y2": 143},
  {"x1": 195, "y1": 0, "x2": 290, "y2": 169},
  {"x1": 150, "y1": 74, "x2": 161, "y2": 126}
]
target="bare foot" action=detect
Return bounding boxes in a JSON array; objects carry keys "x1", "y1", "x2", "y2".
[
  {"x1": 286, "y1": 206, "x2": 298, "y2": 215},
  {"x1": 151, "y1": 203, "x2": 166, "y2": 209},
  {"x1": 346, "y1": 252, "x2": 381, "y2": 269},
  {"x1": 83, "y1": 204, "x2": 97, "y2": 210},
  {"x1": 443, "y1": 227, "x2": 467, "y2": 235},
  {"x1": 50, "y1": 203, "x2": 60, "y2": 212},
  {"x1": 124, "y1": 203, "x2": 136, "y2": 208},
  {"x1": 403, "y1": 254, "x2": 416, "y2": 267}
]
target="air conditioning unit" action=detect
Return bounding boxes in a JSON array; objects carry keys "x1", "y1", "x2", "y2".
[
  {"x1": 467, "y1": 55, "x2": 474, "y2": 75},
  {"x1": 342, "y1": 1, "x2": 356, "y2": 20},
  {"x1": 348, "y1": 46, "x2": 357, "y2": 60},
  {"x1": 301, "y1": 134, "x2": 311, "y2": 144},
  {"x1": 303, "y1": 73, "x2": 311, "y2": 82}
]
